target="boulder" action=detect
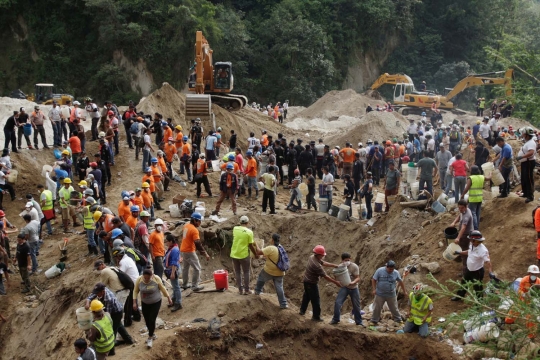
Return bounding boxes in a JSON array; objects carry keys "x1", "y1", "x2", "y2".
[{"x1": 420, "y1": 262, "x2": 441, "y2": 274}]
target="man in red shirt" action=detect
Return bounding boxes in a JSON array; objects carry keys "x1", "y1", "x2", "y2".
[{"x1": 69, "y1": 131, "x2": 82, "y2": 177}]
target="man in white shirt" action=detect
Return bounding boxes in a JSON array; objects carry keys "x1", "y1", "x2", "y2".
[
  {"x1": 85, "y1": 98, "x2": 100, "y2": 141},
  {"x1": 322, "y1": 166, "x2": 334, "y2": 209},
  {"x1": 517, "y1": 127, "x2": 537, "y2": 202},
  {"x1": 115, "y1": 249, "x2": 139, "y2": 282},
  {"x1": 407, "y1": 119, "x2": 418, "y2": 142},
  {"x1": 479, "y1": 117, "x2": 491, "y2": 142},
  {"x1": 283, "y1": 100, "x2": 289, "y2": 119},
  {"x1": 205, "y1": 131, "x2": 218, "y2": 161},
  {"x1": 48, "y1": 101, "x2": 63, "y2": 147},
  {"x1": 142, "y1": 127, "x2": 154, "y2": 172},
  {"x1": 426, "y1": 135, "x2": 435, "y2": 158},
  {"x1": 451, "y1": 231, "x2": 494, "y2": 301},
  {"x1": 444, "y1": 154, "x2": 456, "y2": 195}
]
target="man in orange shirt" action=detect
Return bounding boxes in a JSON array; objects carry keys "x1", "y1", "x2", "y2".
[
  {"x1": 157, "y1": 151, "x2": 170, "y2": 192},
  {"x1": 162, "y1": 124, "x2": 173, "y2": 148},
  {"x1": 132, "y1": 188, "x2": 144, "y2": 211},
  {"x1": 339, "y1": 142, "x2": 356, "y2": 177},
  {"x1": 149, "y1": 218, "x2": 166, "y2": 279},
  {"x1": 383, "y1": 140, "x2": 395, "y2": 173},
  {"x1": 140, "y1": 183, "x2": 155, "y2": 220},
  {"x1": 125, "y1": 206, "x2": 139, "y2": 230},
  {"x1": 117, "y1": 195, "x2": 133, "y2": 222},
  {"x1": 150, "y1": 158, "x2": 164, "y2": 201},
  {"x1": 164, "y1": 137, "x2": 177, "y2": 163},
  {"x1": 68, "y1": 131, "x2": 82, "y2": 176},
  {"x1": 261, "y1": 130, "x2": 269, "y2": 151},
  {"x1": 143, "y1": 167, "x2": 163, "y2": 210},
  {"x1": 180, "y1": 136, "x2": 192, "y2": 182},
  {"x1": 180, "y1": 213, "x2": 210, "y2": 291},
  {"x1": 174, "y1": 126, "x2": 184, "y2": 151},
  {"x1": 244, "y1": 150, "x2": 258, "y2": 199},
  {"x1": 194, "y1": 154, "x2": 212, "y2": 198}
]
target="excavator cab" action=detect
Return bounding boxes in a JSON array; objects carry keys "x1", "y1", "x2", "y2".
[
  {"x1": 214, "y1": 62, "x2": 233, "y2": 91},
  {"x1": 394, "y1": 83, "x2": 415, "y2": 103}
]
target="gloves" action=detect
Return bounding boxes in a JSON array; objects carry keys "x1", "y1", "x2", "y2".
[
  {"x1": 454, "y1": 251, "x2": 461, "y2": 255},
  {"x1": 516, "y1": 156, "x2": 522, "y2": 161},
  {"x1": 489, "y1": 272, "x2": 495, "y2": 279}
]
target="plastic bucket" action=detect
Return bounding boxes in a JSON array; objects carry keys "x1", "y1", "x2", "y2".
[
  {"x1": 463, "y1": 323, "x2": 499, "y2": 344},
  {"x1": 195, "y1": 201, "x2": 205, "y2": 208},
  {"x1": 375, "y1": 192, "x2": 385, "y2": 203},
  {"x1": 169, "y1": 204, "x2": 181, "y2": 218},
  {"x1": 443, "y1": 243, "x2": 462, "y2": 261},
  {"x1": 298, "y1": 183, "x2": 308, "y2": 196},
  {"x1": 444, "y1": 227, "x2": 459, "y2": 240},
  {"x1": 257, "y1": 181, "x2": 265, "y2": 190},
  {"x1": 491, "y1": 186, "x2": 499, "y2": 198},
  {"x1": 410, "y1": 182, "x2": 419, "y2": 200},
  {"x1": 329, "y1": 205, "x2": 339, "y2": 217},
  {"x1": 6, "y1": 170, "x2": 17, "y2": 184},
  {"x1": 23, "y1": 123, "x2": 32, "y2": 136},
  {"x1": 319, "y1": 198, "x2": 329, "y2": 213},
  {"x1": 332, "y1": 267, "x2": 351, "y2": 286},
  {"x1": 400, "y1": 182, "x2": 408, "y2": 196},
  {"x1": 76, "y1": 307, "x2": 93, "y2": 330},
  {"x1": 374, "y1": 203, "x2": 383, "y2": 212},
  {"x1": 45, "y1": 264, "x2": 62, "y2": 279},
  {"x1": 407, "y1": 167, "x2": 418, "y2": 184},
  {"x1": 431, "y1": 201, "x2": 445, "y2": 213},
  {"x1": 42, "y1": 165, "x2": 53, "y2": 178},
  {"x1": 318, "y1": 184, "x2": 327, "y2": 197},
  {"x1": 437, "y1": 192, "x2": 448, "y2": 206},
  {"x1": 251, "y1": 239, "x2": 264, "y2": 259},
  {"x1": 481, "y1": 162, "x2": 494, "y2": 178},
  {"x1": 491, "y1": 169, "x2": 504, "y2": 186},
  {"x1": 401, "y1": 164, "x2": 408, "y2": 183},
  {"x1": 337, "y1": 205, "x2": 349, "y2": 221},
  {"x1": 214, "y1": 269, "x2": 229, "y2": 290},
  {"x1": 360, "y1": 204, "x2": 367, "y2": 220},
  {"x1": 387, "y1": 195, "x2": 396, "y2": 206},
  {"x1": 211, "y1": 160, "x2": 220, "y2": 172}
]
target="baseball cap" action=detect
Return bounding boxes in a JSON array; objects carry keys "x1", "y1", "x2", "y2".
[
  {"x1": 94, "y1": 259, "x2": 104, "y2": 269},
  {"x1": 92, "y1": 282, "x2": 106, "y2": 294}
]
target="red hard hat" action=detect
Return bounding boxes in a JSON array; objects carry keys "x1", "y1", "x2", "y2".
[
  {"x1": 0, "y1": 210, "x2": 5, "y2": 217},
  {"x1": 313, "y1": 245, "x2": 326, "y2": 256},
  {"x1": 90, "y1": 162, "x2": 98, "y2": 168},
  {"x1": 402, "y1": 156, "x2": 410, "y2": 163},
  {"x1": 294, "y1": 169, "x2": 300, "y2": 175},
  {"x1": 168, "y1": 137, "x2": 174, "y2": 141},
  {"x1": 107, "y1": 110, "x2": 114, "y2": 116}
]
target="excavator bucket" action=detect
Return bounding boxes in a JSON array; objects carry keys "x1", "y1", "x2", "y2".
[{"x1": 185, "y1": 94, "x2": 212, "y2": 118}]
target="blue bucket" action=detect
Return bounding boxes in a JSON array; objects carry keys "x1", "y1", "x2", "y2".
[
  {"x1": 431, "y1": 201, "x2": 446, "y2": 213},
  {"x1": 23, "y1": 123, "x2": 32, "y2": 136}
]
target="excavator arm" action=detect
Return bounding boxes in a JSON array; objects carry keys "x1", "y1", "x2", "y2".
[
  {"x1": 444, "y1": 69, "x2": 514, "y2": 101},
  {"x1": 371, "y1": 73, "x2": 414, "y2": 90},
  {"x1": 194, "y1": 31, "x2": 214, "y2": 94}
]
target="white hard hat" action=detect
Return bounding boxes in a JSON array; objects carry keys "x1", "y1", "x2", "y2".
[
  {"x1": 528, "y1": 265, "x2": 540, "y2": 274},
  {"x1": 240, "y1": 215, "x2": 249, "y2": 224},
  {"x1": 439, "y1": 143, "x2": 444, "y2": 147},
  {"x1": 25, "y1": 201, "x2": 33, "y2": 208},
  {"x1": 358, "y1": 142, "x2": 363, "y2": 147},
  {"x1": 73, "y1": 100, "x2": 81, "y2": 105},
  {"x1": 154, "y1": 218, "x2": 164, "y2": 226}
]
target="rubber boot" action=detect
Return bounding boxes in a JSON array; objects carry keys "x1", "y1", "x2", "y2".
[
  {"x1": 63, "y1": 220, "x2": 69, "y2": 233},
  {"x1": 93, "y1": 246, "x2": 99, "y2": 255},
  {"x1": 248, "y1": 188, "x2": 252, "y2": 198},
  {"x1": 85, "y1": 245, "x2": 92, "y2": 257}
]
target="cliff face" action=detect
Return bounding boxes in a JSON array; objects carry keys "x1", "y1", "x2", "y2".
[{"x1": 342, "y1": 32, "x2": 400, "y2": 92}]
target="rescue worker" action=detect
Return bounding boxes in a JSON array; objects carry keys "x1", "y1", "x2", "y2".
[
  {"x1": 517, "y1": 127, "x2": 536, "y2": 203},
  {"x1": 403, "y1": 283, "x2": 433, "y2": 338},
  {"x1": 369, "y1": 260, "x2": 406, "y2": 325},
  {"x1": 85, "y1": 299, "x2": 114, "y2": 359},
  {"x1": 59, "y1": 178, "x2": 81, "y2": 232},
  {"x1": 339, "y1": 142, "x2": 356, "y2": 177},
  {"x1": 82, "y1": 196, "x2": 99, "y2": 256},
  {"x1": 461, "y1": 165, "x2": 488, "y2": 230},
  {"x1": 212, "y1": 163, "x2": 238, "y2": 216},
  {"x1": 329, "y1": 252, "x2": 363, "y2": 326},
  {"x1": 180, "y1": 213, "x2": 210, "y2": 291},
  {"x1": 194, "y1": 153, "x2": 212, "y2": 198}
]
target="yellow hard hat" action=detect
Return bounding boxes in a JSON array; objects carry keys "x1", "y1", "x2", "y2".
[
  {"x1": 141, "y1": 182, "x2": 150, "y2": 188},
  {"x1": 64, "y1": 178, "x2": 72, "y2": 184},
  {"x1": 78, "y1": 180, "x2": 87, "y2": 186},
  {"x1": 62, "y1": 150, "x2": 70, "y2": 155},
  {"x1": 175, "y1": 125, "x2": 182, "y2": 131},
  {"x1": 90, "y1": 299, "x2": 104, "y2": 312},
  {"x1": 93, "y1": 211, "x2": 103, "y2": 222}
]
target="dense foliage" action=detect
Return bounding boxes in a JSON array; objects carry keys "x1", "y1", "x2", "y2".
[{"x1": 1, "y1": 0, "x2": 540, "y2": 121}]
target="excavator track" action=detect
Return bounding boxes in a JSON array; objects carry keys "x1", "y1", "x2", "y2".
[
  {"x1": 210, "y1": 93, "x2": 248, "y2": 111},
  {"x1": 185, "y1": 93, "x2": 248, "y2": 118}
]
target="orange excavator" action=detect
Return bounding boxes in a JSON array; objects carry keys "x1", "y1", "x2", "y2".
[{"x1": 186, "y1": 31, "x2": 248, "y2": 117}]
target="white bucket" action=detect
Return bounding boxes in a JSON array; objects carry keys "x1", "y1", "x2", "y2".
[
  {"x1": 332, "y1": 266, "x2": 351, "y2": 286},
  {"x1": 401, "y1": 164, "x2": 408, "y2": 182},
  {"x1": 282, "y1": 165, "x2": 288, "y2": 177},
  {"x1": 481, "y1": 162, "x2": 494, "y2": 178},
  {"x1": 298, "y1": 183, "x2": 309, "y2": 196},
  {"x1": 42, "y1": 165, "x2": 53, "y2": 177},
  {"x1": 387, "y1": 195, "x2": 396, "y2": 206},
  {"x1": 491, "y1": 186, "x2": 499, "y2": 198},
  {"x1": 400, "y1": 182, "x2": 409, "y2": 195},
  {"x1": 194, "y1": 207, "x2": 205, "y2": 219},
  {"x1": 319, "y1": 198, "x2": 329, "y2": 213},
  {"x1": 407, "y1": 167, "x2": 418, "y2": 184},
  {"x1": 7, "y1": 170, "x2": 17, "y2": 184},
  {"x1": 443, "y1": 243, "x2": 462, "y2": 261},
  {"x1": 375, "y1": 192, "x2": 385, "y2": 204},
  {"x1": 437, "y1": 192, "x2": 448, "y2": 206},
  {"x1": 76, "y1": 307, "x2": 93, "y2": 330},
  {"x1": 410, "y1": 182, "x2": 419, "y2": 200},
  {"x1": 491, "y1": 169, "x2": 505, "y2": 186},
  {"x1": 45, "y1": 264, "x2": 62, "y2": 279},
  {"x1": 359, "y1": 204, "x2": 367, "y2": 220},
  {"x1": 463, "y1": 322, "x2": 499, "y2": 343},
  {"x1": 258, "y1": 181, "x2": 265, "y2": 190},
  {"x1": 169, "y1": 204, "x2": 181, "y2": 218},
  {"x1": 196, "y1": 201, "x2": 205, "y2": 208},
  {"x1": 211, "y1": 160, "x2": 220, "y2": 172}
]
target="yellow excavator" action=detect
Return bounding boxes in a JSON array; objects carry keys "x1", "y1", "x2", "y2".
[
  {"x1": 185, "y1": 31, "x2": 248, "y2": 117},
  {"x1": 388, "y1": 69, "x2": 514, "y2": 115},
  {"x1": 10, "y1": 84, "x2": 74, "y2": 105}
]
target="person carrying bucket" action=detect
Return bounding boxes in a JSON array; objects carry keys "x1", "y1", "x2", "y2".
[
  {"x1": 358, "y1": 172, "x2": 374, "y2": 219},
  {"x1": 450, "y1": 199, "x2": 474, "y2": 275},
  {"x1": 461, "y1": 165, "x2": 489, "y2": 230},
  {"x1": 329, "y1": 252, "x2": 363, "y2": 326},
  {"x1": 495, "y1": 137, "x2": 513, "y2": 198},
  {"x1": 383, "y1": 161, "x2": 400, "y2": 212},
  {"x1": 403, "y1": 283, "x2": 433, "y2": 338}
]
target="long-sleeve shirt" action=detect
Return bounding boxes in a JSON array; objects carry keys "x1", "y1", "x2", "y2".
[
  {"x1": 133, "y1": 275, "x2": 169, "y2": 304},
  {"x1": 344, "y1": 180, "x2": 355, "y2": 198},
  {"x1": 352, "y1": 160, "x2": 364, "y2": 180},
  {"x1": 86, "y1": 287, "x2": 123, "y2": 314}
]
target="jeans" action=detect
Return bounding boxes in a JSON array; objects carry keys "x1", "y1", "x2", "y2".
[
  {"x1": 500, "y1": 166, "x2": 512, "y2": 196},
  {"x1": 98, "y1": 237, "x2": 106, "y2": 255},
  {"x1": 33, "y1": 125, "x2": 48, "y2": 148},
  {"x1": 404, "y1": 321, "x2": 429, "y2": 337},
  {"x1": 153, "y1": 256, "x2": 164, "y2": 279},
  {"x1": 255, "y1": 269, "x2": 287, "y2": 307},
  {"x1": 28, "y1": 241, "x2": 39, "y2": 272},
  {"x1": 439, "y1": 168, "x2": 447, "y2": 189},
  {"x1": 181, "y1": 252, "x2": 201, "y2": 288},
  {"x1": 123, "y1": 123, "x2": 132, "y2": 147},
  {"x1": 247, "y1": 176, "x2": 258, "y2": 197},
  {"x1": 196, "y1": 175, "x2": 212, "y2": 197},
  {"x1": 300, "y1": 282, "x2": 321, "y2": 319},
  {"x1": 17, "y1": 126, "x2": 31, "y2": 148},
  {"x1": 521, "y1": 160, "x2": 535, "y2": 200},
  {"x1": 468, "y1": 202, "x2": 482, "y2": 230},
  {"x1": 86, "y1": 229, "x2": 96, "y2": 247},
  {"x1": 142, "y1": 149, "x2": 151, "y2": 172},
  {"x1": 52, "y1": 121, "x2": 62, "y2": 146},
  {"x1": 444, "y1": 174, "x2": 453, "y2": 195},
  {"x1": 306, "y1": 192, "x2": 317, "y2": 210},
  {"x1": 332, "y1": 287, "x2": 363, "y2": 324},
  {"x1": 454, "y1": 176, "x2": 466, "y2": 202},
  {"x1": 370, "y1": 294, "x2": 402, "y2": 323},
  {"x1": 232, "y1": 256, "x2": 251, "y2": 292},
  {"x1": 3, "y1": 129, "x2": 16, "y2": 151},
  {"x1": 61, "y1": 120, "x2": 68, "y2": 141},
  {"x1": 110, "y1": 308, "x2": 132, "y2": 346},
  {"x1": 418, "y1": 179, "x2": 433, "y2": 197},
  {"x1": 0, "y1": 281, "x2": 5, "y2": 295},
  {"x1": 169, "y1": 269, "x2": 182, "y2": 305},
  {"x1": 287, "y1": 190, "x2": 302, "y2": 208},
  {"x1": 91, "y1": 118, "x2": 100, "y2": 141},
  {"x1": 141, "y1": 300, "x2": 161, "y2": 337},
  {"x1": 364, "y1": 193, "x2": 373, "y2": 219}
]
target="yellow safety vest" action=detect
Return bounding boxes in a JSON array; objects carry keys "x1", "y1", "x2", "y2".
[
  {"x1": 41, "y1": 190, "x2": 53, "y2": 210},
  {"x1": 92, "y1": 312, "x2": 114, "y2": 353},
  {"x1": 408, "y1": 292, "x2": 432, "y2": 325},
  {"x1": 83, "y1": 205, "x2": 95, "y2": 230},
  {"x1": 468, "y1": 175, "x2": 484, "y2": 203},
  {"x1": 58, "y1": 186, "x2": 74, "y2": 209},
  {"x1": 479, "y1": 100, "x2": 485, "y2": 108}
]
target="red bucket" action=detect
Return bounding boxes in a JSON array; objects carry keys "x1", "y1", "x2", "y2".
[{"x1": 213, "y1": 270, "x2": 229, "y2": 290}]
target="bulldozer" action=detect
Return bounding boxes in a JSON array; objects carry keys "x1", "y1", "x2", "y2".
[
  {"x1": 11, "y1": 83, "x2": 74, "y2": 105},
  {"x1": 185, "y1": 31, "x2": 248, "y2": 118},
  {"x1": 369, "y1": 69, "x2": 514, "y2": 115}
]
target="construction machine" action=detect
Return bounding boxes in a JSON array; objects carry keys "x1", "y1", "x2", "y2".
[
  {"x1": 185, "y1": 31, "x2": 248, "y2": 118},
  {"x1": 391, "y1": 69, "x2": 514, "y2": 115},
  {"x1": 14, "y1": 83, "x2": 74, "y2": 105}
]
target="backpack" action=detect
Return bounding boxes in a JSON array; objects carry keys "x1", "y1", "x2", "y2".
[
  {"x1": 129, "y1": 122, "x2": 139, "y2": 135},
  {"x1": 126, "y1": 247, "x2": 148, "y2": 267},
  {"x1": 111, "y1": 267, "x2": 134, "y2": 290},
  {"x1": 268, "y1": 245, "x2": 290, "y2": 271}
]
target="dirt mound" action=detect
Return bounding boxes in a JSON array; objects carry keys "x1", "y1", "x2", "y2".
[{"x1": 293, "y1": 89, "x2": 386, "y2": 120}]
